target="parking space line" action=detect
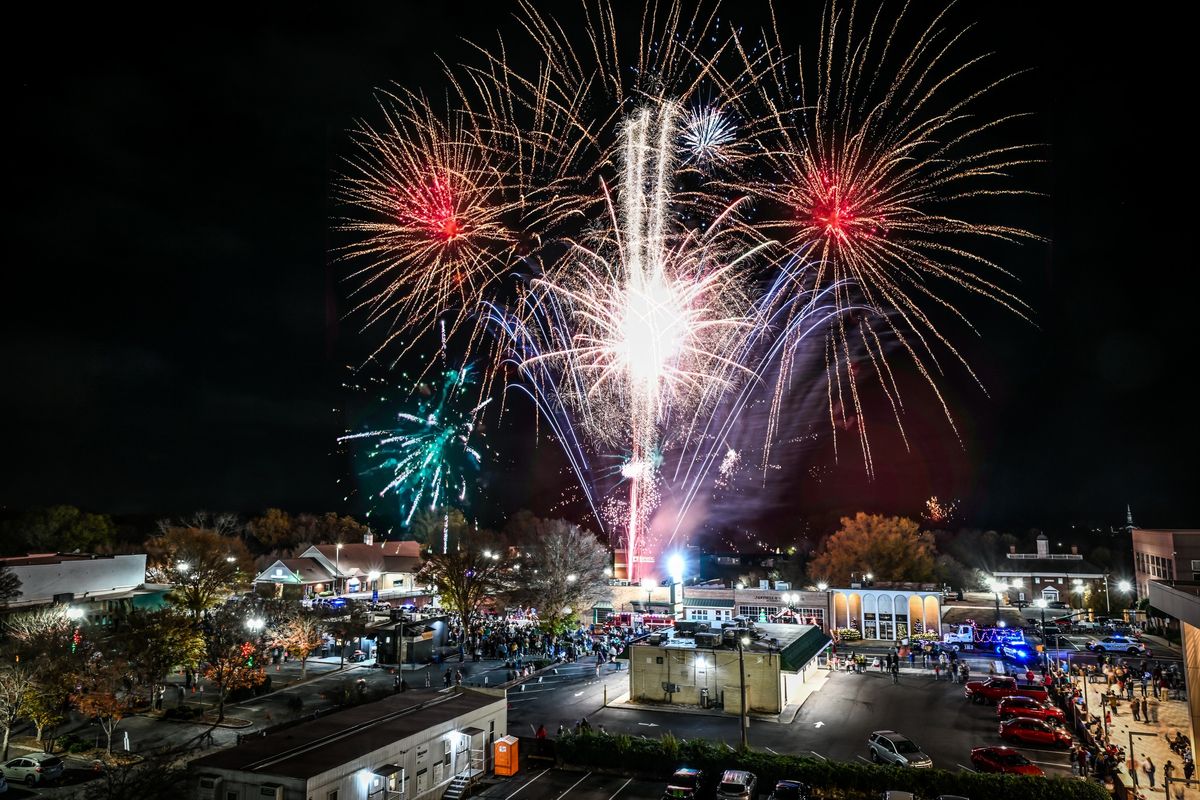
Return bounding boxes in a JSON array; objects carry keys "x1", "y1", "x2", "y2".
[
  {"x1": 809, "y1": 751, "x2": 827, "y2": 761},
  {"x1": 607, "y1": 778, "x2": 633, "y2": 799},
  {"x1": 856, "y1": 755, "x2": 872, "y2": 764},
  {"x1": 957, "y1": 763, "x2": 977, "y2": 772},
  {"x1": 764, "y1": 746, "x2": 779, "y2": 755},
  {"x1": 553, "y1": 771, "x2": 592, "y2": 800},
  {"x1": 504, "y1": 769, "x2": 551, "y2": 800}
]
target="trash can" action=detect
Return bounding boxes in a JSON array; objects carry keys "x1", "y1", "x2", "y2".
[
  {"x1": 494, "y1": 735, "x2": 519, "y2": 776},
  {"x1": 700, "y1": 688, "x2": 709, "y2": 708}
]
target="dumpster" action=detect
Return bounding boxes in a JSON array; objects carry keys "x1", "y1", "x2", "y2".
[{"x1": 494, "y1": 735, "x2": 519, "y2": 776}]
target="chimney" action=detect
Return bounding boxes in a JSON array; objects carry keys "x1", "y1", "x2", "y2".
[
  {"x1": 1036, "y1": 533, "x2": 1049, "y2": 558},
  {"x1": 363, "y1": 529, "x2": 374, "y2": 546}
]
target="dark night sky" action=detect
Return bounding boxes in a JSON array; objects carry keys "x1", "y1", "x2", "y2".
[{"x1": 5, "y1": 3, "x2": 1196, "y2": 534}]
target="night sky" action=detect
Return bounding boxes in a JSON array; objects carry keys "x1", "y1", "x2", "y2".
[{"x1": 5, "y1": 3, "x2": 1195, "y2": 534}]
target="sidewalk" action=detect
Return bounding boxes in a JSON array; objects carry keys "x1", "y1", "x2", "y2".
[{"x1": 1081, "y1": 675, "x2": 1195, "y2": 796}]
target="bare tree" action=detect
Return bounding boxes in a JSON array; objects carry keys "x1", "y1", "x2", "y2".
[
  {"x1": 0, "y1": 665, "x2": 35, "y2": 759},
  {"x1": 508, "y1": 517, "x2": 610, "y2": 632}
]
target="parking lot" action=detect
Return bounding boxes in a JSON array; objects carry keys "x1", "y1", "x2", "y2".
[{"x1": 477, "y1": 768, "x2": 662, "y2": 800}]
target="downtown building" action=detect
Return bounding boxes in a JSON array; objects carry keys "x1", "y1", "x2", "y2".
[
  {"x1": 1131, "y1": 526, "x2": 1200, "y2": 598},
  {"x1": 0, "y1": 551, "x2": 167, "y2": 624},
  {"x1": 192, "y1": 689, "x2": 505, "y2": 800}
]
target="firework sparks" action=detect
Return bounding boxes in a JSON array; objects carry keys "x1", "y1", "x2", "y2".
[
  {"x1": 337, "y1": 90, "x2": 516, "y2": 365},
  {"x1": 338, "y1": 1, "x2": 1037, "y2": 573},
  {"x1": 754, "y1": 1, "x2": 1040, "y2": 470},
  {"x1": 339, "y1": 363, "x2": 490, "y2": 551}
]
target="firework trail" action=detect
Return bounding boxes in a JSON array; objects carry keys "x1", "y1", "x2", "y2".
[{"x1": 337, "y1": 1, "x2": 1037, "y2": 575}]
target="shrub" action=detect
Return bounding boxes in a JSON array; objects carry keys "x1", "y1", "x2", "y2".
[
  {"x1": 68, "y1": 741, "x2": 93, "y2": 754},
  {"x1": 836, "y1": 628, "x2": 862, "y2": 641},
  {"x1": 912, "y1": 632, "x2": 939, "y2": 642},
  {"x1": 556, "y1": 732, "x2": 1109, "y2": 800}
]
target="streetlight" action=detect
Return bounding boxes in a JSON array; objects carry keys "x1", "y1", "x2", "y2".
[
  {"x1": 988, "y1": 578, "x2": 1009, "y2": 622},
  {"x1": 335, "y1": 543, "x2": 344, "y2": 594},
  {"x1": 176, "y1": 561, "x2": 190, "y2": 574},
  {"x1": 368, "y1": 570, "x2": 380, "y2": 595},
  {"x1": 566, "y1": 573, "x2": 578, "y2": 584},
  {"x1": 666, "y1": 554, "x2": 685, "y2": 584},
  {"x1": 246, "y1": 617, "x2": 265, "y2": 634},
  {"x1": 640, "y1": 577, "x2": 656, "y2": 618},
  {"x1": 1033, "y1": 599, "x2": 1049, "y2": 671},
  {"x1": 66, "y1": 606, "x2": 85, "y2": 621},
  {"x1": 736, "y1": 634, "x2": 751, "y2": 750}
]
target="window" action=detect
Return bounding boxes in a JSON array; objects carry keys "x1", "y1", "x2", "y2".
[
  {"x1": 328, "y1": 791, "x2": 339, "y2": 800},
  {"x1": 416, "y1": 770, "x2": 428, "y2": 793},
  {"x1": 227, "y1": 793, "x2": 239, "y2": 800},
  {"x1": 1191, "y1": 560, "x2": 1200, "y2": 571},
  {"x1": 688, "y1": 609, "x2": 709, "y2": 621},
  {"x1": 444, "y1": 738, "x2": 451, "y2": 766}
]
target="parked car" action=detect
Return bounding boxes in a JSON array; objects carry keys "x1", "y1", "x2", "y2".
[
  {"x1": 1046, "y1": 601, "x2": 1070, "y2": 610},
  {"x1": 867, "y1": 731, "x2": 933, "y2": 768},
  {"x1": 0, "y1": 774, "x2": 7, "y2": 794},
  {"x1": 999, "y1": 717, "x2": 1073, "y2": 747},
  {"x1": 881, "y1": 793, "x2": 915, "y2": 800},
  {"x1": 768, "y1": 780, "x2": 811, "y2": 800},
  {"x1": 716, "y1": 770, "x2": 757, "y2": 800},
  {"x1": 1086, "y1": 636, "x2": 1149, "y2": 655},
  {"x1": 964, "y1": 676, "x2": 1049, "y2": 705},
  {"x1": 662, "y1": 767, "x2": 703, "y2": 799},
  {"x1": 969, "y1": 746, "x2": 1045, "y2": 776},
  {"x1": 997, "y1": 695, "x2": 1066, "y2": 723},
  {"x1": 1, "y1": 753, "x2": 64, "y2": 786},
  {"x1": 1000, "y1": 641, "x2": 1038, "y2": 664}
]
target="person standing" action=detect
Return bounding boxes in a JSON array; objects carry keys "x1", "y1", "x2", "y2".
[
  {"x1": 1133, "y1": 697, "x2": 1141, "y2": 722},
  {"x1": 1075, "y1": 746, "x2": 1088, "y2": 778},
  {"x1": 933, "y1": 663, "x2": 941, "y2": 681},
  {"x1": 1145, "y1": 755, "x2": 1156, "y2": 790},
  {"x1": 1142, "y1": 696, "x2": 1149, "y2": 721},
  {"x1": 1164, "y1": 759, "x2": 1176, "y2": 787}
]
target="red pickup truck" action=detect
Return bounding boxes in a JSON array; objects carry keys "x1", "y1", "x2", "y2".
[{"x1": 964, "y1": 676, "x2": 1050, "y2": 705}]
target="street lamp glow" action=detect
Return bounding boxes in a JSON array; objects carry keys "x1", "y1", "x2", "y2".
[
  {"x1": 176, "y1": 561, "x2": 190, "y2": 574},
  {"x1": 603, "y1": 567, "x2": 613, "y2": 577},
  {"x1": 1033, "y1": 598, "x2": 1047, "y2": 609},
  {"x1": 640, "y1": 577, "x2": 656, "y2": 590},
  {"x1": 483, "y1": 550, "x2": 493, "y2": 558},
  {"x1": 740, "y1": 636, "x2": 751, "y2": 646},
  {"x1": 66, "y1": 606, "x2": 85, "y2": 620},
  {"x1": 246, "y1": 617, "x2": 265, "y2": 632},
  {"x1": 865, "y1": 573, "x2": 873, "y2": 581},
  {"x1": 566, "y1": 573, "x2": 578, "y2": 584},
  {"x1": 817, "y1": 582, "x2": 828, "y2": 592},
  {"x1": 1117, "y1": 580, "x2": 1132, "y2": 592},
  {"x1": 666, "y1": 553, "x2": 685, "y2": 584},
  {"x1": 226, "y1": 556, "x2": 237, "y2": 563},
  {"x1": 1072, "y1": 578, "x2": 1083, "y2": 586},
  {"x1": 368, "y1": 570, "x2": 380, "y2": 582}
]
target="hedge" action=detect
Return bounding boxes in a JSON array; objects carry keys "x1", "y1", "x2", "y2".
[{"x1": 556, "y1": 732, "x2": 1109, "y2": 800}]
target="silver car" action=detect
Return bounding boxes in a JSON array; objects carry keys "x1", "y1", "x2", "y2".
[
  {"x1": 1, "y1": 752, "x2": 64, "y2": 785},
  {"x1": 716, "y1": 769, "x2": 758, "y2": 800},
  {"x1": 868, "y1": 731, "x2": 933, "y2": 768}
]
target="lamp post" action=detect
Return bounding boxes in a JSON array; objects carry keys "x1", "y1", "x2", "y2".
[
  {"x1": 988, "y1": 578, "x2": 1009, "y2": 623},
  {"x1": 736, "y1": 634, "x2": 750, "y2": 751},
  {"x1": 335, "y1": 543, "x2": 344, "y2": 595},
  {"x1": 1033, "y1": 598, "x2": 1049, "y2": 671},
  {"x1": 640, "y1": 577, "x2": 656, "y2": 619}
]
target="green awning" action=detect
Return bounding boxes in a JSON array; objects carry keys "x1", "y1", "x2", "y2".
[
  {"x1": 780, "y1": 627, "x2": 832, "y2": 672},
  {"x1": 683, "y1": 598, "x2": 735, "y2": 608}
]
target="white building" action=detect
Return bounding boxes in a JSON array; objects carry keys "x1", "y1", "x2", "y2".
[
  {"x1": 828, "y1": 586, "x2": 942, "y2": 639},
  {"x1": 253, "y1": 534, "x2": 423, "y2": 600},
  {"x1": 191, "y1": 689, "x2": 505, "y2": 800},
  {"x1": 0, "y1": 552, "x2": 166, "y2": 624}
]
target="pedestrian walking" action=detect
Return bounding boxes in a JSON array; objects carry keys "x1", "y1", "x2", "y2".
[
  {"x1": 1165, "y1": 759, "x2": 1176, "y2": 786},
  {"x1": 1075, "y1": 746, "x2": 1088, "y2": 778},
  {"x1": 1141, "y1": 697, "x2": 1149, "y2": 720},
  {"x1": 1145, "y1": 755, "x2": 1156, "y2": 789},
  {"x1": 1127, "y1": 680, "x2": 1135, "y2": 701},
  {"x1": 891, "y1": 661, "x2": 900, "y2": 684},
  {"x1": 1183, "y1": 759, "x2": 1194, "y2": 783},
  {"x1": 1133, "y1": 698, "x2": 1141, "y2": 721},
  {"x1": 933, "y1": 663, "x2": 941, "y2": 681}
]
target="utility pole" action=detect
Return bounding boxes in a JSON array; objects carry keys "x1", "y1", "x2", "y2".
[{"x1": 737, "y1": 635, "x2": 750, "y2": 750}]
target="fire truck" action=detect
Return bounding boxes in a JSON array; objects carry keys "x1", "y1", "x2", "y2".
[{"x1": 942, "y1": 622, "x2": 1025, "y2": 653}]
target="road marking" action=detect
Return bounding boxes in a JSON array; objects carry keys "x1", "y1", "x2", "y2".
[
  {"x1": 504, "y1": 769, "x2": 551, "y2": 800},
  {"x1": 574, "y1": 692, "x2": 584, "y2": 697},
  {"x1": 1030, "y1": 759, "x2": 1071, "y2": 769},
  {"x1": 813, "y1": 721, "x2": 825, "y2": 728},
  {"x1": 637, "y1": 722, "x2": 659, "y2": 727},
  {"x1": 856, "y1": 755, "x2": 873, "y2": 764},
  {"x1": 809, "y1": 751, "x2": 827, "y2": 761},
  {"x1": 1018, "y1": 747, "x2": 1072, "y2": 756},
  {"x1": 957, "y1": 763, "x2": 977, "y2": 773},
  {"x1": 765, "y1": 747, "x2": 779, "y2": 755},
  {"x1": 607, "y1": 778, "x2": 633, "y2": 799},
  {"x1": 554, "y1": 771, "x2": 592, "y2": 800}
]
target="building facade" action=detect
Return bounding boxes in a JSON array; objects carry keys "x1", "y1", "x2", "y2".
[
  {"x1": 191, "y1": 689, "x2": 505, "y2": 800},
  {"x1": 828, "y1": 586, "x2": 942, "y2": 639},
  {"x1": 253, "y1": 535, "x2": 423, "y2": 600},
  {"x1": 0, "y1": 552, "x2": 166, "y2": 623},
  {"x1": 627, "y1": 623, "x2": 830, "y2": 714},
  {"x1": 993, "y1": 533, "x2": 1107, "y2": 607},
  {"x1": 1132, "y1": 528, "x2": 1200, "y2": 598}
]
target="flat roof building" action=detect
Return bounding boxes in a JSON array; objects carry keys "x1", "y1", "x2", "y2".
[{"x1": 191, "y1": 688, "x2": 505, "y2": 800}]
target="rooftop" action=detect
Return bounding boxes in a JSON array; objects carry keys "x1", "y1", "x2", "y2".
[
  {"x1": 993, "y1": 559, "x2": 1104, "y2": 577},
  {"x1": 191, "y1": 689, "x2": 501, "y2": 781},
  {"x1": 0, "y1": 552, "x2": 138, "y2": 566}
]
